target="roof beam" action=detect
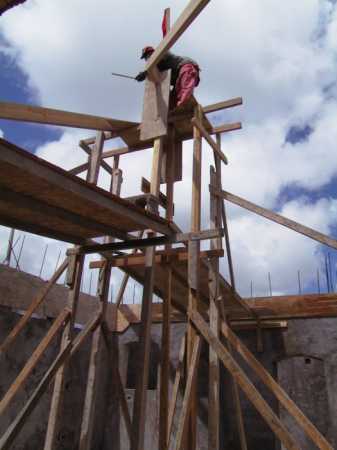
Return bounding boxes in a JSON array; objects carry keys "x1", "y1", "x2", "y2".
[{"x1": 145, "y1": 0, "x2": 211, "y2": 73}]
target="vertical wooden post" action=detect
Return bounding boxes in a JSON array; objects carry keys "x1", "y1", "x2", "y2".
[
  {"x1": 87, "y1": 131, "x2": 104, "y2": 184},
  {"x1": 43, "y1": 253, "x2": 84, "y2": 450},
  {"x1": 79, "y1": 154, "x2": 122, "y2": 450},
  {"x1": 131, "y1": 137, "x2": 163, "y2": 450},
  {"x1": 159, "y1": 127, "x2": 175, "y2": 450},
  {"x1": 186, "y1": 104, "x2": 203, "y2": 450},
  {"x1": 208, "y1": 166, "x2": 220, "y2": 450}
]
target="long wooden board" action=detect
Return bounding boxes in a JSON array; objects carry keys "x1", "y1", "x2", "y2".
[
  {"x1": 0, "y1": 101, "x2": 137, "y2": 132},
  {"x1": 0, "y1": 138, "x2": 173, "y2": 243}
]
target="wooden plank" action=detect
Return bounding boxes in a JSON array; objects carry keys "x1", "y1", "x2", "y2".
[
  {"x1": 212, "y1": 122, "x2": 242, "y2": 134},
  {"x1": 173, "y1": 336, "x2": 202, "y2": 450},
  {"x1": 0, "y1": 138, "x2": 173, "y2": 237},
  {"x1": 79, "y1": 140, "x2": 113, "y2": 176},
  {"x1": 0, "y1": 340, "x2": 72, "y2": 450},
  {"x1": 191, "y1": 116, "x2": 228, "y2": 164},
  {"x1": 221, "y1": 320, "x2": 333, "y2": 450},
  {"x1": 167, "y1": 335, "x2": 186, "y2": 444},
  {"x1": 130, "y1": 243, "x2": 157, "y2": 450},
  {"x1": 89, "y1": 248, "x2": 223, "y2": 269},
  {"x1": 44, "y1": 254, "x2": 84, "y2": 450},
  {"x1": 208, "y1": 167, "x2": 220, "y2": 450},
  {"x1": 87, "y1": 131, "x2": 105, "y2": 184},
  {"x1": 141, "y1": 177, "x2": 169, "y2": 209},
  {"x1": 0, "y1": 307, "x2": 100, "y2": 450},
  {"x1": 140, "y1": 71, "x2": 171, "y2": 141},
  {"x1": 68, "y1": 162, "x2": 89, "y2": 175},
  {"x1": 217, "y1": 300, "x2": 247, "y2": 450},
  {"x1": 203, "y1": 97, "x2": 243, "y2": 114},
  {"x1": 0, "y1": 101, "x2": 137, "y2": 131},
  {"x1": 191, "y1": 310, "x2": 301, "y2": 450},
  {"x1": 159, "y1": 123, "x2": 174, "y2": 450},
  {"x1": 0, "y1": 308, "x2": 70, "y2": 417},
  {"x1": 74, "y1": 228, "x2": 222, "y2": 255},
  {"x1": 219, "y1": 190, "x2": 337, "y2": 251},
  {"x1": 0, "y1": 258, "x2": 69, "y2": 354},
  {"x1": 186, "y1": 104, "x2": 203, "y2": 450},
  {"x1": 145, "y1": 0, "x2": 210, "y2": 73}
]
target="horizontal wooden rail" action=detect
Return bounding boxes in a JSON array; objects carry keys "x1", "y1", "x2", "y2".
[
  {"x1": 213, "y1": 122, "x2": 241, "y2": 134},
  {"x1": 203, "y1": 97, "x2": 243, "y2": 114},
  {"x1": 69, "y1": 229, "x2": 223, "y2": 255}
]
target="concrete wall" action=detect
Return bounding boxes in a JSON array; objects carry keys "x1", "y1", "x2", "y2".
[{"x1": 0, "y1": 265, "x2": 336, "y2": 449}]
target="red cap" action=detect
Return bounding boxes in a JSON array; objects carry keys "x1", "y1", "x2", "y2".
[{"x1": 141, "y1": 46, "x2": 155, "y2": 59}]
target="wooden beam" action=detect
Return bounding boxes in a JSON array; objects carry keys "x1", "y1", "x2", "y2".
[
  {"x1": 191, "y1": 117, "x2": 228, "y2": 164},
  {"x1": 89, "y1": 248, "x2": 223, "y2": 269},
  {"x1": 221, "y1": 320, "x2": 333, "y2": 450},
  {"x1": 208, "y1": 167, "x2": 220, "y2": 450},
  {"x1": 0, "y1": 308, "x2": 70, "y2": 417},
  {"x1": 0, "y1": 258, "x2": 69, "y2": 354},
  {"x1": 191, "y1": 310, "x2": 301, "y2": 450},
  {"x1": 145, "y1": 0, "x2": 210, "y2": 73},
  {"x1": 79, "y1": 140, "x2": 113, "y2": 176},
  {"x1": 72, "y1": 229, "x2": 222, "y2": 255},
  {"x1": 87, "y1": 131, "x2": 105, "y2": 184},
  {"x1": 218, "y1": 190, "x2": 337, "y2": 251},
  {"x1": 44, "y1": 254, "x2": 84, "y2": 450},
  {"x1": 212, "y1": 122, "x2": 242, "y2": 134},
  {"x1": 141, "y1": 177, "x2": 168, "y2": 210},
  {"x1": 173, "y1": 336, "x2": 202, "y2": 450},
  {"x1": 68, "y1": 162, "x2": 89, "y2": 175},
  {"x1": 167, "y1": 335, "x2": 186, "y2": 444},
  {"x1": 203, "y1": 97, "x2": 243, "y2": 114},
  {"x1": 0, "y1": 101, "x2": 137, "y2": 132},
  {"x1": 0, "y1": 307, "x2": 101, "y2": 450}
]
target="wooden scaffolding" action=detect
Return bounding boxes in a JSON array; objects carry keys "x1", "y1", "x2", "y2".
[{"x1": 0, "y1": 1, "x2": 336, "y2": 449}]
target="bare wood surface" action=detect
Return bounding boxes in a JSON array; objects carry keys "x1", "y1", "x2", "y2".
[
  {"x1": 208, "y1": 167, "x2": 220, "y2": 450},
  {"x1": 140, "y1": 71, "x2": 171, "y2": 141},
  {"x1": 0, "y1": 308, "x2": 70, "y2": 417},
  {"x1": 191, "y1": 310, "x2": 301, "y2": 450},
  {"x1": 0, "y1": 340, "x2": 72, "y2": 450},
  {"x1": 212, "y1": 122, "x2": 242, "y2": 134},
  {"x1": 87, "y1": 131, "x2": 105, "y2": 184},
  {"x1": 221, "y1": 320, "x2": 333, "y2": 450},
  {"x1": 79, "y1": 140, "x2": 113, "y2": 176},
  {"x1": 191, "y1": 117, "x2": 228, "y2": 164},
  {"x1": 44, "y1": 254, "x2": 84, "y2": 450},
  {"x1": 219, "y1": 189, "x2": 337, "y2": 251},
  {"x1": 167, "y1": 335, "x2": 186, "y2": 444},
  {"x1": 0, "y1": 101, "x2": 137, "y2": 131},
  {"x1": 0, "y1": 257, "x2": 68, "y2": 354},
  {"x1": 145, "y1": 0, "x2": 210, "y2": 73},
  {"x1": 203, "y1": 97, "x2": 243, "y2": 114},
  {"x1": 68, "y1": 162, "x2": 89, "y2": 175},
  {"x1": 173, "y1": 336, "x2": 202, "y2": 450}
]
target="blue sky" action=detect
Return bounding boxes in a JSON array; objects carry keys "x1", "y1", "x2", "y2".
[{"x1": 1, "y1": 0, "x2": 337, "y2": 299}]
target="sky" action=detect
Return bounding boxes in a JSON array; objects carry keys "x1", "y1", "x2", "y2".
[{"x1": 1, "y1": 0, "x2": 337, "y2": 300}]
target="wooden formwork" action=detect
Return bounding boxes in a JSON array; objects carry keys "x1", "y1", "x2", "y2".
[{"x1": 0, "y1": 1, "x2": 335, "y2": 450}]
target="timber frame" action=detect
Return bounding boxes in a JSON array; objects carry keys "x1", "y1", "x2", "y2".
[{"x1": 0, "y1": 1, "x2": 335, "y2": 449}]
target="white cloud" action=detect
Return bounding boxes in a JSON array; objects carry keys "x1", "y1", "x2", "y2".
[{"x1": 2, "y1": 0, "x2": 337, "y2": 297}]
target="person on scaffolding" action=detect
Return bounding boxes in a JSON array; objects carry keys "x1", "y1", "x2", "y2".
[{"x1": 135, "y1": 46, "x2": 200, "y2": 108}]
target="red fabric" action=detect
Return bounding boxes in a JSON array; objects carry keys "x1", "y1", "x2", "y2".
[
  {"x1": 175, "y1": 63, "x2": 200, "y2": 107},
  {"x1": 162, "y1": 11, "x2": 168, "y2": 37}
]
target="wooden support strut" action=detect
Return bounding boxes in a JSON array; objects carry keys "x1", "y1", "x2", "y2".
[
  {"x1": 131, "y1": 137, "x2": 163, "y2": 450},
  {"x1": 191, "y1": 116, "x2": 228, "y2": 164},
  {"x1": 190, "y1": 310, "x2": 301, "y2": 450}
]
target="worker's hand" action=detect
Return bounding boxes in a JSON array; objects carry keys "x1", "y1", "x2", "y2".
[{"x1": 135, "y1": 71, "x2": 147, "y2": 82}]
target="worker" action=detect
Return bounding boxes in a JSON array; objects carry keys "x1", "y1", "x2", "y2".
[{"x1": 135, "y1": 46, "x2": 200, "y2": 108}]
